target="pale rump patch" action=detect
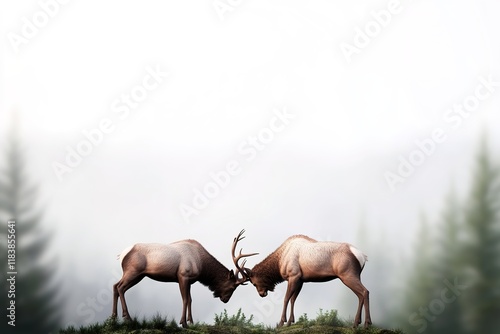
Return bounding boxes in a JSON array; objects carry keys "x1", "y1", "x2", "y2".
[
  {"x1": 349, "y1": 245, "x2": 367, "y2": 270},
  {"x1": 118, "y1": 245, "x2": 134, "y2": 266}
]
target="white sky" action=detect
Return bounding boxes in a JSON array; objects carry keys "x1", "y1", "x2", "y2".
[{"x1": 1, "y1": 0, "x2": 500, "y2": 328}]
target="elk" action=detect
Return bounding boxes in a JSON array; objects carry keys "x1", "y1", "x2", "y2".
[
  {"x1": 237, "y1": 235, "x2": 372, "y2": 328},
  {"x1": 111, "y1": 230, "x2": 257, "y2": 328}
]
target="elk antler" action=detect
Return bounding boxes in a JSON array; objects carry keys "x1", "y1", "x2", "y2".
[{"x1": 232, "y1": 229, "x2": 258, "y2": 285}]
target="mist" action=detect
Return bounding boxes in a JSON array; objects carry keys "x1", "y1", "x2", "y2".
[{"x1": 1, "y1": 1, "x2": 500, "y2": 332}]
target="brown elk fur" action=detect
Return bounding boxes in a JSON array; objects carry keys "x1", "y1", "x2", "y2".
[
  {"x1": 112, "y1": 237, "x2": 251, "y2": 328},
  {"x1": 244, "y1": 235, "x2": 371, "y2": 328},
  {"x1": 250, "y1": 243, "x2": 284, "y2": 291}
]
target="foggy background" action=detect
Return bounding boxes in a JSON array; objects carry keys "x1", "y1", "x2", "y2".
[{"x1": 1, "y1": 1, "x2": 500, "y2": 333}]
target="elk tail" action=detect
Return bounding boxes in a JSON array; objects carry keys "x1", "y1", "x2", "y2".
[
  {"x1": 349, "y1": 245, "x2": 368, "y2": 270},
  {"x1": 118, "y1": 245, "x2": 134, "y2": 266}
]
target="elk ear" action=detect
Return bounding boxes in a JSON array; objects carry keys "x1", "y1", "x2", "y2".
[
  {"x1": 245, "y1": 268, "x2": 253, "y2": 277},
  {"x1": 229, "y1": 269, "x2": 235, "y2": 279}
]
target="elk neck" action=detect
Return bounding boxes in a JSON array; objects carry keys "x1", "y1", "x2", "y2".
[
  {"x1": 253, "y1": 247, "x2": 285, "y2": 290},
  {"x1": 197, "y1": 252, "x2": 231, "y2": 292}
]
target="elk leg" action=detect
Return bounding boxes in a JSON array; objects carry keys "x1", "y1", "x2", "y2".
[
  {"x1": 115, "y1": 273, "x2": 145, "y2": 320},
  {"x1": 287, "y1": 280, "x2": 303, "y2": 326},
  {"x1": 279, "y1": 279, "x2": 300, "y2": 327},
  {"x1": 278, "y1": 284, "x2": 291, "y2": 327},
  {"x1": 341, "y1": 275, "x2": 370, "y2": 328},
  {"x1": 362, "y1": 286, "x2": 372, "y2": 328},
  {"x1": 187, "y1": 288, "x2": 193, "y2": 324},
  {"x1": 112, "y1": 282, "x2": 119, "y2": 318},
  {"x1": 178, "y1": 279, "x2": 191, "y2": 328}
]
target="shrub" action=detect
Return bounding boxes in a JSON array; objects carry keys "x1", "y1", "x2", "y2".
[
  {"x1": 314, "y1": 308, "x2": 344, "y2": 327},
  {"x1": 296, "y1": 313, "x2": 312, "y2": 328},
  {"x1": 214, "y1": 308, "x2": 254, "y2": 327}
]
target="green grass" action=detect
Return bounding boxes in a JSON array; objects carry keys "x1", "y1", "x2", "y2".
[{"x1": 59, "y1": 309, "x2": 404, "y2": 334}]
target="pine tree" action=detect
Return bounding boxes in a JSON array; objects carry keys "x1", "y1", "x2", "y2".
[
  {"x1": 460, "y1": 139, "x2": 500, "y2": 333},
  {"x1": 395, "y1": 137, "x2": 500, "y2": 333},
  {"x1": 398, "y1": 212, "x2": 436, "y2": 333},
  {"x1": 354, "y1": 213, "x2": 393, "y2": 326},
  {"x1": 0, "y1": 118, "x2": 63, "y2": 333},
  {"x1": 427, "y1": 188, "x2": 465, "y2": 334}
]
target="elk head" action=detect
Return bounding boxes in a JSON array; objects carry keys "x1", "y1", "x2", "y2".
[
  {"x1": 214, "y1": 230, "x2": 258, "y2": 303},
  {"x1": 231, "y1": 229, "x2": 258, "y2": 285}
]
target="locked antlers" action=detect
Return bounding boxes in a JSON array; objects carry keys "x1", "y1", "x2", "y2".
[{"x1": 232, "y1": 229, "x2": 258, "y2": 285}]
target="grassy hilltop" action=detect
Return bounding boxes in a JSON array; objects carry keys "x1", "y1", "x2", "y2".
[{"x1": 59, "y1": 309, "x2": 403, "y2": 334}]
